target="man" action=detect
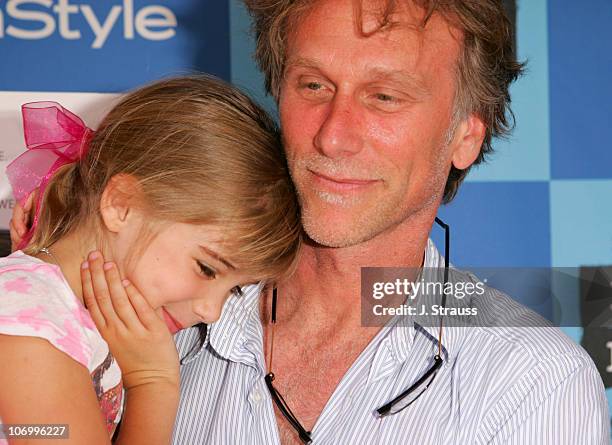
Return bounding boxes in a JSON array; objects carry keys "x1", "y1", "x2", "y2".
[
  {"x1": 10, "y1": 0, "x2": 609, "y2": 443},
  {"x1": 171, "y1": 0, "x2": 607, "y2": 443}
]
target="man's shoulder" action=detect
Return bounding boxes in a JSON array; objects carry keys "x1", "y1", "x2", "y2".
[
  {"x1": 446, "y1": 274, "x2": 608, "y2": 442},
  {"x1": 448, "y1": 273, "x2": 599, "y2": 397},
  {"x1": 467, "y1": 280, "x2": 588, "y2": 363}
]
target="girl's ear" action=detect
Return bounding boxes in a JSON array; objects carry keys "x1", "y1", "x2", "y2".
[{"x1": 99, "y1": 174, "x2": 141, "y2": 233}]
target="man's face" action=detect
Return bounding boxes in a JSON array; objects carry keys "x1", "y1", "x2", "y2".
[{"x1": 279, "y1": 0, "x2": 464, "y2": 247}]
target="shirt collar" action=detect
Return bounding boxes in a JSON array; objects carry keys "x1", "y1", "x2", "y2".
[
  {"x1": 414, "y1": 238, "x2": 452, "y2": 358},
  {"x1": 180, "y1": 239, "x2": 475, "y2": 375},
  {"x1": 208, "y1": 282, "x2": 265, "y2": 366},
  {"x1": 177, "y1": 282, "x2": 265, "y2": 367},
  {"x1": 415, "y1": 238, "x2": 476, "y2": 364},
  {"x1": 368, "y1": 238, "x2": 473, "y2": 383}
]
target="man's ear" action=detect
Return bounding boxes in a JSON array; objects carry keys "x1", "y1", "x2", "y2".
[
  {"x1": 99, "y1": 174, "x2": 141, "y2": 233},
  {"x1": 449, "y1": 114, "x2": 486, "y2": 170}
]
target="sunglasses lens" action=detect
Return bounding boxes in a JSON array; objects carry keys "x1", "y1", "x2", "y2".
[{"x1": 389, "y1": 366, "x2": 440, "y2": 414}]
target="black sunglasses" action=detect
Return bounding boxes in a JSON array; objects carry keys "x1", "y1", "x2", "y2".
[
  {"x1": 264, "y1": 285, "x2": 313, "y2": 444},
  {"x1": 264, "y1": 217, "x2": 451, "y2": 443},
  {"x1": 376, "y1": 216, "x2": 449, "y2": 417}
]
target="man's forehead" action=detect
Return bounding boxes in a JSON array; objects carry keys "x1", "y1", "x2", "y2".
[
  {"x1": 356, "y1": 0, "x2": 431, "y2": 32},
  {"x1": 285, "y1": 0, "x2": 461, "y2": 80},
  {"x1": 292, "y1": 0, "x2": 453, "y2": 36}
]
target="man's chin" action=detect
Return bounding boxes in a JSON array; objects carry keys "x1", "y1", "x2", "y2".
[{"x1": 301, "y1": 210, "x2": 376, "y2": 248}]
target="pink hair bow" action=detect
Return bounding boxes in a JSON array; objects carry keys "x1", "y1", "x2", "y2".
[{"x1": 6, "y1": 101, "x2": 93, "y2": 249}]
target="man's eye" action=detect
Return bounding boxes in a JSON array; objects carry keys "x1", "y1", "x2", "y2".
[
  {"x1": 197, "y1": 261, "x2": 217, "y2": 279},
  {"x1": 375, "y1": 93, "x2": 397, "y2": 102},
  {"x1": 299, "y1": 81, "x2": 324, "y2": 92}
]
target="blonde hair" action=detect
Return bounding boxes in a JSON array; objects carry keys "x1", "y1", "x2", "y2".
[{"x1": 25, "y1": 75, "x2": 301, "y2": 281}]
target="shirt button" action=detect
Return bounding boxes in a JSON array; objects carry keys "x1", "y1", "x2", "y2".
[{"x1": 251, "y1": 390, "x2": 262, "y2": 404}]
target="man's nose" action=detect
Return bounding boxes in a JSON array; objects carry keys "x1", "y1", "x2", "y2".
[{"x1": 314, "y1": 94, "x2": 364, "y2": 158}]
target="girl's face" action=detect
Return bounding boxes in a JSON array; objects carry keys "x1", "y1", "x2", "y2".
[{"x1": 110, "y1": 219, "x2": 252, "y2": 333}]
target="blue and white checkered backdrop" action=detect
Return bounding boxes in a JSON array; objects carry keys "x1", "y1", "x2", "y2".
[{"x1": 1, "y1": 0, "x2": 611, "y2": 435}]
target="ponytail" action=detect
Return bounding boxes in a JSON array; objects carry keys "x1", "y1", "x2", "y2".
[{"x1": 24, "y1": 163, "x2": 88, "y2": 254}]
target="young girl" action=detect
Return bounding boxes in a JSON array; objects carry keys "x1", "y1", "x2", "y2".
[{"x1": 0, "y1": 76, "x2": 301, "y2": 444}]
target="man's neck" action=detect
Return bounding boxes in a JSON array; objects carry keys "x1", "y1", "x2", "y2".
[
  {"x1": 260, "y1": 212, "x2": 436, "y2": 440},
  {"x1": 275, "y1": 212, "x2": 433, "y2": 331}
]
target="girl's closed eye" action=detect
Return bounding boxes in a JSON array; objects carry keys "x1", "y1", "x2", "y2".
[{"x1": 197, "y1": 260, "x2": 217, "y2": 279}]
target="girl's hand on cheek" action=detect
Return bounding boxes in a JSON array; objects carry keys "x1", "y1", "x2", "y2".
[{"x1": 81, "y1": 251, "x2": 180, "y2": 391}]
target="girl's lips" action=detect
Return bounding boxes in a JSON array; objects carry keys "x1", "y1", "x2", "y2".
[{"x1": 161, "y1": 307, "x2": 183, "y2": 334}]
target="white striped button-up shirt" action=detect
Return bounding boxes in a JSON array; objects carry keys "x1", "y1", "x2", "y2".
[{"x1": 171, "y1": 240, "x2": 609, "y2": 444}]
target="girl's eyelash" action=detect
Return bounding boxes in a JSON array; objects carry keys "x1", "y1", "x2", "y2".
[{"x1": 197, "y1": 260, "x2": 217, "y2": 279}]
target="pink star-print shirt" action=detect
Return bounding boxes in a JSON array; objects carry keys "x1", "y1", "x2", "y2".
[{"x1": 0, "y1": 251, "x2": 124, "y2": 442}]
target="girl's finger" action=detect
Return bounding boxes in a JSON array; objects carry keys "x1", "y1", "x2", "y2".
[
  {"x1": 122, "y1": 280, "x2": 163, "y2": 331},
  {"x1": 22, "y1": 191, "x2": 36, "y2": 226},
  {"x1": 87, "y1": 251, "x2": 125, "y2": 329},
  {"x1": 102, "y1": 262, "x2": 143, "y2": 331},
  {"x1": 23, "y1": 191, "x2": 35, "y2": 210},
  {"x1": 9, "y1": 220, "x2": 22, "y2": 252},
  {"x1": 12, "y1": 203, "x2": 27, "y2": 234},
  {"x1": 10, "y1": 192, "x2": 37, "y2": 251},
  {"x1": 80, "y1": 260, "x2": 106, "y2": 329}
]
